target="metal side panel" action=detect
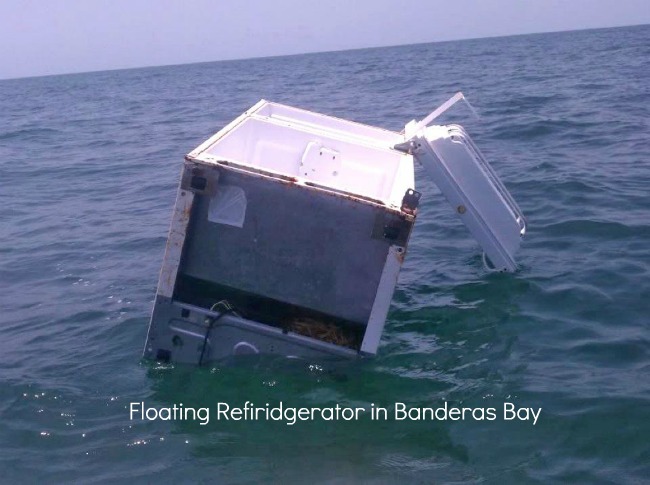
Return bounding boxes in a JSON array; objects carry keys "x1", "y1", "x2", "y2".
[
  {"x1": 360, "y1": 245, "x2": 405, "y2": 354},
  {"x1": 155, "y1": 188, "x2": 195, "y2": 298},
  {"x1": 412, "y1": 125, "x2": 526, "y2": 271},
  {"x1": 144, "y1": 299, "x2": 360, "y2": 364},
  {"x1": 178, "y1": 166, "x2": 402, "y2": 324}
]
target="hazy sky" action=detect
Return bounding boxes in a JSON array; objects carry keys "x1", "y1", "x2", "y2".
[{"x1": 1, "y1": 0, "x2": 648, "y2": 79}]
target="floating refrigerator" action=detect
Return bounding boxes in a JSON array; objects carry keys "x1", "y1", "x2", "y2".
[{"x1": 143, "y1": 97, "x2": 526, "y2": 364}]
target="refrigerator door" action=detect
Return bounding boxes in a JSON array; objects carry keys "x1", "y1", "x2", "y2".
[{"x1": 411, "y1": 124, "x2": 526, "y2": 271}]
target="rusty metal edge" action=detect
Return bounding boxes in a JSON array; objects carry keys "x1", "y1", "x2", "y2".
[{"x1": 185, "y1": 155, "x2": 414, "y2": 220}]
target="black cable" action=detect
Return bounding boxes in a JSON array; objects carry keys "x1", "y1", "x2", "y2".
[{"x1": 198, "y1": 309, "x2": 232, "y2": 366}]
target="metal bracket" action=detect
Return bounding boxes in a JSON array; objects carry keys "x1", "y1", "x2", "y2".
[
  {"x1": 400, "y1": 188, "x2": 421, "y2": 214},
  {"x1": 393, "y1": 140, "x2": 414, "y2": 154},
  {"x1": 181, "y1": 162, "x2": 219, "y2": 196},
  {"x1": 372, "y1": 212, "x2": 414, "y2": 246}
]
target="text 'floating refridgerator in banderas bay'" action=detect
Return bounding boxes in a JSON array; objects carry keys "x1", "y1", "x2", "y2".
[{"x1": 143, "y1": 94, "x2": 526, "y2": 365}]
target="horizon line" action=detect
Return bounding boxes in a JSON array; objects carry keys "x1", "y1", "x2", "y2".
[{"x1": 1, "y1": 22, "x2": 647, "y2": 82}]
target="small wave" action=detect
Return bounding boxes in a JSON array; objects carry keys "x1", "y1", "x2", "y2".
[
  {"x1": 492, "y1": 118, "x2": 606, "y2": 140},
  {"x1": 541, "y1": 219, "x2": 650, "y2": 239},
  {"x1": 0, "y1": 127, "x2": 61, "y2": 141}
]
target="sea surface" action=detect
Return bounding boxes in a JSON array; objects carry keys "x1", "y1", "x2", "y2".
[{"x1": 1, "y1": 24, "x2": 649, "y2": 484}]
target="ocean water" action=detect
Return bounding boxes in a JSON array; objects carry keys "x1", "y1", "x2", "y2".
[{"x1": 1, "y1": 24, "x2": 649, "y2": 483}]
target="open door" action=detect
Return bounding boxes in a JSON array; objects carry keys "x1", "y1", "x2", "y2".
[{"x1": 408, "y1": 124, "x2": 526, "y2": 272}]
